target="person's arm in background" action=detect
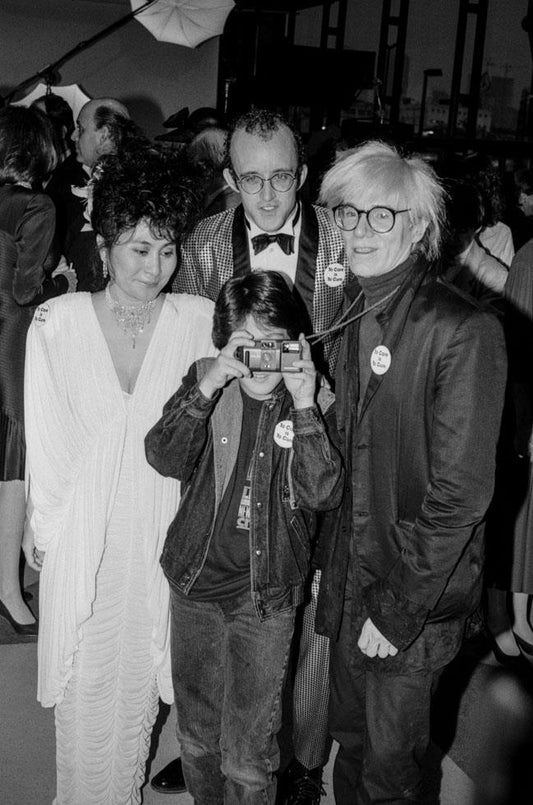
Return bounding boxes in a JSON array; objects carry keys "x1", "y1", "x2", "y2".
[{"x1": 12, "y1": 194, "x2": 76, "y2": 305}]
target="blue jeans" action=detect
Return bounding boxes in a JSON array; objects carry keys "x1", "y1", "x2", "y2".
[{"x1": 170, "y1": 588, "x2": 295, "y2": 804}]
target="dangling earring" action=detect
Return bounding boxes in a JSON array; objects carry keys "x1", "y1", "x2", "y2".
[{"x1": 102, "y1": 254, "x2": 108, "y2": 279}]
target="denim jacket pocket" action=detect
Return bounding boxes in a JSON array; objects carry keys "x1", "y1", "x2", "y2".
[
  {"x1": 287, "y1": 514, "x2": 312, "y2": 579},
  {"x1": 260, "y1": 586, "x2": 298, "y2": 617}
]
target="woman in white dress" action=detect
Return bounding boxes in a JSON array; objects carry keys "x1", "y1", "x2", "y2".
[{"x1": 23, "y1": 146, "x2": 216, "y2": 804}]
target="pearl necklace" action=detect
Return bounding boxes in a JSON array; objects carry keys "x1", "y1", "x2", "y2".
[{"x1": 105, "y1": 285, "x2": 157, "y2": 349}]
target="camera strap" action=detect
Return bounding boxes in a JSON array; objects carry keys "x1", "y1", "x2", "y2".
[{"x1": 308, "y1": 285, "x2": 401, "y2": 345}]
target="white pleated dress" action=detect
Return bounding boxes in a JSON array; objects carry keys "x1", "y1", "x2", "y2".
[{"x1": 24, "y1": 292, "x2": 216, "y2": 804}]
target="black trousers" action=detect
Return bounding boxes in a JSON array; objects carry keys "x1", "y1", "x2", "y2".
[{"x1": 329, "y1": 606, "x2": 443, "y2": 804}]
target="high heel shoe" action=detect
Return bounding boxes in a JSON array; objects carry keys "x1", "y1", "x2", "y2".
[
  {"x1": 486, "y1": 631, "x2": 524, "y2": 669},
  {"x1": 513, "y1": 632, "x2": 533, "y2": 666},
  {"x1": 0, "y1": 599, "x2": 38, "y2": 636}
]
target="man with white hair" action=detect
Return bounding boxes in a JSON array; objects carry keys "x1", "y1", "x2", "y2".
[{"x1": 316, "y1": 141, "x2": 507, "y2": 803}]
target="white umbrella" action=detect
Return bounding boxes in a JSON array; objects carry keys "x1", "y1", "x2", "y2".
[
  {"x1": 12, "y1": 83, "x2": 91, "y2": 120},
  {"x1": 2, "y1": 0, "x2": 232, "y2": 108},
  {"x1": 130, "y1": 0, "x2": 235, "y2": 48}
]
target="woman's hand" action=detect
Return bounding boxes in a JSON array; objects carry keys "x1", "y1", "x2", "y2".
[
  {"x1": 64, "y1": 267, "x2": 78, "y2": 293},
  {"x1": 22, "y1": 519, "x2": 44, "y2": 572},
  {"x1": 52, "y1": 257, "x2": 78, "y2": 293},
  {"x1": 283, "y1": 335, "x2": 317, "y2": 409},
  {"x1": 198, "y1": 330, "x2": 254, "y2": 399}
]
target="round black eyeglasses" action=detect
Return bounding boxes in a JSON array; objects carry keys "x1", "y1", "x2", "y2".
[
  {"x1": 333, "y1": 205, "x2": 411, "y2": 233},
  {"x1": 235, "y1": 172, "x2": 297, "y2": 195}
]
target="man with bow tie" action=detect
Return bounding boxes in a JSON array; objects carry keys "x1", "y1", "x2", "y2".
[
  {"x1": 174, "y1": 108, "x2": 347, "y2": 381},
  {"x1": 159, "y1": 109, "x2": 348, "y2": 804}
]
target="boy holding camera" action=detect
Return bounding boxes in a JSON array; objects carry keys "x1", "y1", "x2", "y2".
[{"x1": 145, "y1": 271, "x2": 343, "y2": 804}]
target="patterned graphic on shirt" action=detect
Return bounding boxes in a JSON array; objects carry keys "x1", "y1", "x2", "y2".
[{"x1": 236, "y1": 461, "x2": 253, "y2": 531}]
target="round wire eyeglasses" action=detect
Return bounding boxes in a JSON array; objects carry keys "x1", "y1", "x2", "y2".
[{"x1": 234, "y1": 171, "x2": 298, "y2": 195}]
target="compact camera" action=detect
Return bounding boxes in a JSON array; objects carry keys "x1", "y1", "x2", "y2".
[{"x1": 235, "y1": 340, "x2": 302, "y2": 373}]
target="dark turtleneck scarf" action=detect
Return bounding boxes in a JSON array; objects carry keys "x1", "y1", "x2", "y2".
[
  {"x1": 357, "y1": 253, "x2": 417, "y2": 307},
  {"x1": 356, "y1": 253, "x2": 417, "y2": 412}
]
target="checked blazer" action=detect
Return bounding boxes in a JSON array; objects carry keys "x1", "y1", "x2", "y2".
[{"x1": 174, "y1": 201, "x2": 349, "y2": 376}]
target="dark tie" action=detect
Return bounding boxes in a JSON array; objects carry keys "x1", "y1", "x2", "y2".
[{"x1": 251, "y1": 232, "x2": 295, "y2": 256}]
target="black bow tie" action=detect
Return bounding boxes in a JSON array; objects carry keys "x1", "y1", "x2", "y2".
[{"x1": 251, "y1": 232, "x2": 295, "y2": 256}]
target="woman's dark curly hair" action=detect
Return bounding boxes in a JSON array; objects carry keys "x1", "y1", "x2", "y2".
[
  {"x1": 0, "y1": 106, "x2": 57, "y2": 187},
  {"x1": 91, "y1": 145, "x2": 201, "y2": 249}
]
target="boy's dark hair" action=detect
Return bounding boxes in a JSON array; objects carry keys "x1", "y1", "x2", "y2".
[{"x1": 212, "y1": 271, "x2": 308, "y2": 349}]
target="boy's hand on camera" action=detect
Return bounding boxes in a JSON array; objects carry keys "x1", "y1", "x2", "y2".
[
  {"x1": 198, "y1": 330, "x2": 254, "y2": 399},
  {"x1": 283, "y1": 335, "x2": 316, "y2": 409}
]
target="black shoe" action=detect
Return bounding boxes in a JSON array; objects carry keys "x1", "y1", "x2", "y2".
[
  {"x1": 150, "y1": 757, "x2": 187, "y2": 794},
  {"x1": 0, "y1": 599, "x2": 38, "y2": 636},
  {"x1": 284, "y1": 760, "x2": 325, "y2": 805}
]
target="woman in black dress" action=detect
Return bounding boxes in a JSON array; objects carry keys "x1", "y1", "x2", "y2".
[{"x1": 0, "y1": 106, "x2": 75, "y2": 634}]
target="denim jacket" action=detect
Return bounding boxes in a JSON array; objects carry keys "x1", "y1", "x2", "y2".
[{"x1": 145, "y1": 359, "x2": 344, "y2": 621}]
